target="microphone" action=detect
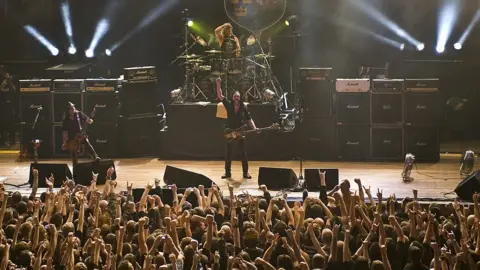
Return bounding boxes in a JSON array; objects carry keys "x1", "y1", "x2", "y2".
[
  {"x1": 460, "y1": 150, "x2": 475, "y2": 176},
  {"x1": 37, "y1": 106, "x2": 43, "y2": 111},
  {"x1": 402, "y1": 153, "x2": 415, "y2": 182}
]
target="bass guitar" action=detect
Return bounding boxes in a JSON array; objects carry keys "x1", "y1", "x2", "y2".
[
  {"x1": 224, "y1": 123, "x2": 280, "y2": 141},
  {"x1": 66, "y1": 108, "x2": 96, "y2": 152}
]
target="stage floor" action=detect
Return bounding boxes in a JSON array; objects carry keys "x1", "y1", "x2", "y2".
[{"x1": 0, "y1": 154, "x2": 466, "y2": 200}]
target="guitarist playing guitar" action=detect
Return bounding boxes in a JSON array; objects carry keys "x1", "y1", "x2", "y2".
[
  {"x1": 216, "y1": 78, "x2": 259, "y2": 180},
  {"x1": 62, "y1": 102, "x2": 100, "y2": 166}
]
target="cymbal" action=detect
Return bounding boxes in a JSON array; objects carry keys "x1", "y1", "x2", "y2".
[
  {"x1": 205, "y1": 50, "x2": 223, "y2": 54},
  {"x1": 178, "y1": 54, "x2": 201, "y2": 59},
  {"x1": 187, "y1": 59, "x2": 204, "y2": 63},
  {"x1": 254, "y1": 54, "x2": 275, "y2": 58}
]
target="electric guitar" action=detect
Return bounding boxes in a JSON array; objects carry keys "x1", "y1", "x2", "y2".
[
  {"x1": 224, "y1": 123, "x2": 280, "y2": 141},
  {"x1": 66, "y1": 108, "x2": 96, "y2": 152}
]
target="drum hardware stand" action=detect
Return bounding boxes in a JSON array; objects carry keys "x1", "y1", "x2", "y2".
[
  {"x1": 191, "y1": 75, "x2": 208, "y2": 101},
  {"x1": 243, "y1": 57, "x2": 264, "y2": 102}
]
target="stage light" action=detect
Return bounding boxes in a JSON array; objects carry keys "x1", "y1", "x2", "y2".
[
  {"x1": 436, "y1": 0, "x2": 459, "y2": 56},
  {"x1": 86, "y1": 19, "x2": 109, "y2": 58},
  {"x1": 455, "y1": 10, "x2": 480, "y2": 50},
  {"x1": 284, "y1": 20, "x2": 290, "y2": 26},
  {"x1": 350, "y1": 0, "x2": 422, "y2": 48},
  {"x1": 24, "y1": 25, "x2": 60, "y2": 56},
  {"x1": 460, "y1": 150, "x2": 475, "y2": 176},
  {"x1": 187, "y1": 20, "x2": 194, "y2": 27},
  {"x1": 85, "y1": 49, "x2": 94, "y2": 58},
  {"x1": 61, "y1": 1, "x2": 76, "y2": 53},
  {"x1": 400, "y1": 44, "x2": 405, "y2": 51},
  {"x1": 68, "y1": 46, "x2": 76, "y2": 55},
  {"x1": 105, "y1": 49, "x2": 112, "y2": 56},
  {"x1": 402, "y1": 153, "x2": 415, "y2": 182},
  {"x1": 263, "y1": 89, "x2": 276, "y2": 101},
  {"x1": 416, "y1": 43, "x2": 425, "y2": 51},
  {"x1": 108, "y1": 1, "x2": 179, "y2": 53}
]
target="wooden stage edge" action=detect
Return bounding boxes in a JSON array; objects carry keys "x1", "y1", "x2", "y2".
[{"x1": 0, "y1": 155, "x2": 468, "y2": 200}]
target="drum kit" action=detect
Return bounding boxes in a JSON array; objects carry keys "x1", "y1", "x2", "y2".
[{"x1": 173, "y1": 36, "x2": 281, "y2": 103}]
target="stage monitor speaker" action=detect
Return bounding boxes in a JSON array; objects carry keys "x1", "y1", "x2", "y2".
[
  {"x1": 304, "y1": 168, "x2": 339, "y2": 191},
  {"x1": 52, "y1": 92, "x2": 83, "y2": 123},
  {"x1": 120, "y1": 80, "x2": 160, "y2": 116},
  {"x1": 455, "y1": 170, "x2": 480, "y2": 201},
  {"x1": 20, "y1": 92, "x2": 51, "y2": 124},
  {"x1": 29, "y1": 163, "x2": 72, "y2": 188},
  {"x1": 300, "y1": 80, "x2": 332, "y2": 118},
  {"x1": 404, "y1": 93, "x2": 440, "y2": 125},
  {"x1": 84, "y1": 91, "x2": 119, "y2": 123},
  {"x1": 371, "y1": 126, "x2": 404, "y2": 160},
  {"x1": 163, "y1": 165, "x2": 215, "y2": 188},
  {"x1": 258, "y1": 167, "x2": 298, "y2": 190},
  {"x1": 336, "y1": 93, "x2": 370, "y2": 125},
  {"x1": 73, "y1": 159, "x2": 116, "y2": 186},
  {"x1": 337, "y1": 125, "x2": 370, "y2": 160},
  {"x1": 371, "y1": 93, "x2": 403, "y2": 124}
]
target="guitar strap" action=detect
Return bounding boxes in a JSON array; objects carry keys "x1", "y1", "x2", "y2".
[{"x1": 75, "y1": 112, "x2": 83, "y2": 132}]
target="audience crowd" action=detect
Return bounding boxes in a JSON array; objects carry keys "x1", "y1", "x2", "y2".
[{"x1": 0, "y1": 167, "x2": 478, "y2": 270}]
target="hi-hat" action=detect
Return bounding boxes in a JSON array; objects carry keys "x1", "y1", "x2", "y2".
[
  {"x1": 178, "y1": 54, "x2": 201, "y2": 59},
  {"x1": 205, "y1": 50, "x2": 223, "y2": 54}
]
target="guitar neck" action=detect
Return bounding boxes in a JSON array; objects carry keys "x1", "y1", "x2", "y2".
[{"x1": 243, "y1": 127, "x2": 272, "y2": 134}]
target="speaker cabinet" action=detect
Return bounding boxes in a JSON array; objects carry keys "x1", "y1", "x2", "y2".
[
  {"x1": 73, "y1": 159, "x2": 116, "y2": 185},
  {"x1": 163, "y1": 165, "x2": 214, "y2": 188},
  {"x1": 300, "y1": 80, "x2": 332, "y2": 118},
  {"x1": 84, "y1": 91, "x2": 119, "y2": 123},
  {"x1": 404, "y1": 93, "x2": 440, "y2": 125},
  {"x1": 296, "y1": 118, "x2": 336, "y2": 160},
  {"x1": 258, "y1": 167, "x2": 298, "y2": 190},
  {"x1": 337, "y1": 125, "x2": 370, "y2": 160},
  {"x1": 120, "y1": 81, "x2": 160, "y2": 116},
  {"x1": 88, "y1": 123, "x2": 118, "y2": 158},
  {"x1": 20, "y1": 123, "x2": 53, "y2": 158},
  {"x1": 455, "y1": 170, "x2": 480, "y2": 201},
  {"x1": 371, "y1": 126, "x2": 403, "y2": 160},
  {"x1": 52, "y1": 91, "x2": 83, "y2": 123},
  {"x1": 20, "y1": 92, "x2": 51, "y2": 124},
  {"x1": 304, "y1": 168, "x2": 339, "y2": 191},
  {"x1": 118, "y1": 114, "x2": 163, "y2": 157},
  {"x1": 336, "y1": 93, "x2": 370, "y2": 125},
  {"x1": 405, "y1": 126, "x2": 439, "y2": 161},
  {"x1": 29, "y1": 163, "x2": 72, "y2": 188},
  {"x1": 371, "y1": 93, "x2": 403, "y2": 124}
]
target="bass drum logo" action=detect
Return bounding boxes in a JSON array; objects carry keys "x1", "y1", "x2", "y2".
[{"x1": 224, "y1": 0, "x2": 287, "y2": 33}]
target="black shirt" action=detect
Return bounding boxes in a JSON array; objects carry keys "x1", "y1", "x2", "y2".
[
  {"x1": 62, "y1": 111, "x2": 89, "y2": 140},
  {"x1": 222, "y1": 97, "x2": 251, "y2": 129},
  {"x1": 221, "y1": 35, "x2": 237, "y2": 58}
]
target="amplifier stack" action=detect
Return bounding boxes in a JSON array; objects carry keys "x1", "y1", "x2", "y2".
[
  {"x1": 117, "y1": 66, "x2": 164, "y2": 157},
  {"x1": 335, "y1": 78, "x2": 440, "y2": 161}
]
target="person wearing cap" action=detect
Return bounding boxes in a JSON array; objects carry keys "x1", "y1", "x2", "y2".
[{"x1": 62, "y1": 102, "x2": 100, "y2": 165}]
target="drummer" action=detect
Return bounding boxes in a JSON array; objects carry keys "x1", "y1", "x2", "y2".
[{"x1": 215, "y1": 23, "x2": 241, "y2": 58}]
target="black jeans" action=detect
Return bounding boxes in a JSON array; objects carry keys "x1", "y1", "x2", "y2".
[
  {"x1": 225, "y1": 138, "x2": 249, "y2": 174},
  {"x1": 71, "y1": 138, "x2": 98, "y2": 165}
]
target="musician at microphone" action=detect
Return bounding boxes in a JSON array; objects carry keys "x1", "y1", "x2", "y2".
[
  {"x1": 215, "y1": 22, "x2": 241, "y2": 57},
  {"x1": 216, "y1": 78, "x2": 259, "y2": 179},
  {"x1": 62, "y1": 102, "x2": 100, "y2": 166},
  {"x1": 0, "y1": 65, "x2": 16, "y2": 146}
]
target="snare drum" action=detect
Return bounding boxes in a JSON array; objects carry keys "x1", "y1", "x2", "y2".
[{"x1": 227, "y1": 58, "x2": 244, "y2": 75}]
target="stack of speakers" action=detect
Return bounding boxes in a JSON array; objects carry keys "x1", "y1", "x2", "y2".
[
  {"x1": 335, "y1": 78, "x2": 440, "y2": 161},
  {"x1": 19, "y1": 78, "x2": 120, "y2": 158},
  {"x1": 118, "y1": 66, "x2": 163, "y2": 157},
  {"x1": 297, "y1": 68, "x2": 336, "y2": 159}
]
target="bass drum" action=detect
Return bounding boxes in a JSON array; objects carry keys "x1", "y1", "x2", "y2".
[
  {"x1": 196, "y1": 77, "x2": 217, "y2": 102},
  {"x1": 227, "y1": 58, "x2": 244, "y2": 75},
  {"x1": 210, "y1": 58, "x2": 226, "y2": 76}
]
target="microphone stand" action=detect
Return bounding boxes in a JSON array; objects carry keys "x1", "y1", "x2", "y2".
[
  {"x1": 31, "y1": 107, "x2": 42, "y2": 164},
  {"x1": 299, "y1": 158, "x2": 303, "y2": 180}
]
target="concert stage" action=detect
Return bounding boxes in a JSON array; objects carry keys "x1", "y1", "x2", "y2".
[{"x1": 0, "y1": 154, "x2": 465, "y2": 200}]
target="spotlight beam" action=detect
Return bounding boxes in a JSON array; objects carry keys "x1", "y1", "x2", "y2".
[
  {"x1": 350, "y1": 0, "x2": 422, "y2": 47},
  {"x1": 457, "y1": 9, "x2": 480, "y2": 46},
  {"x1": 24, "y1": 25, "x2": 59, "y2": 56},
  {"x1": 86, "y1": 19, "x2": 109, "y2": 56},
  {"x1": 109, "y1": 0, "x2": 178, "y2": 52},
  {"x1": 338, "y1": 20, "x2": 405, "y2": 50},
  {"x1": 437, "y1": 0, "x2": 460, "y2": 54}
]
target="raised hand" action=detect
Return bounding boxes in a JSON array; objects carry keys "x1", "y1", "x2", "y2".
[{"x1": 106, "y1": 167, "x2": 115, "y2": 179}]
